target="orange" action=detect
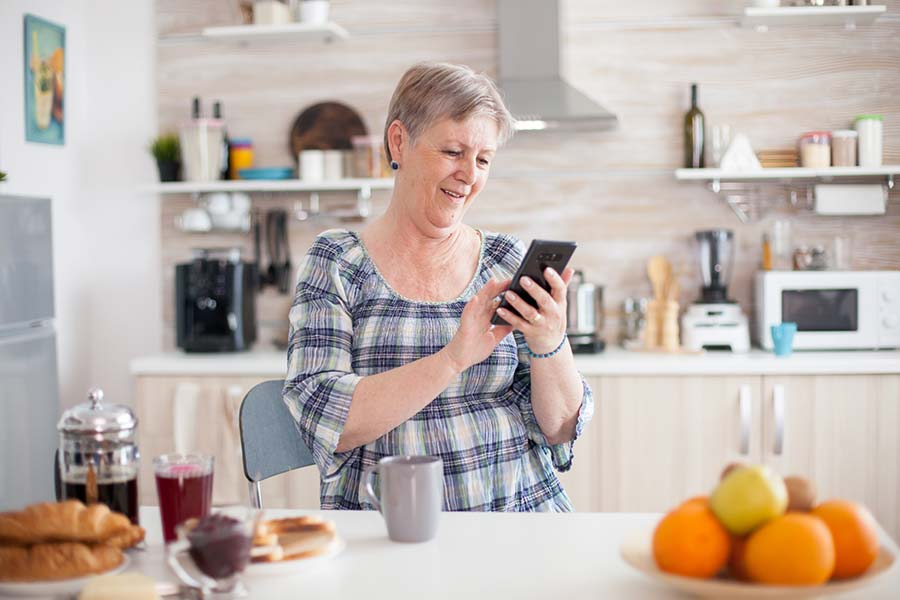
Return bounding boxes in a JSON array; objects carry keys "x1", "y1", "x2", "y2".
[
  {"x1": 744, "y1": 513, "x2": 835, "y2": 585},
  {"x1": 653, "y1": 502, "x2": 731, "y2": 579},
  {"x1": 679, "y1": 495, "x2": 708, "y2": 508},
  {"x1": 811, "y1": 500, "x2": 880, "y2": 579}
]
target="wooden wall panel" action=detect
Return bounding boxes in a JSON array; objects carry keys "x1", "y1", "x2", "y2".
[{"x1": 156, "y1": 0, "x2": 900, "y2": 350}]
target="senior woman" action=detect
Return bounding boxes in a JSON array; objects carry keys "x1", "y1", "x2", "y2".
[{"x1": 284, "y1": 61, "x2": 593, "y2": 511}]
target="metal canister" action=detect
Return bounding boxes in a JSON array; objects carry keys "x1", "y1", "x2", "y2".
[{"x1": 566, "y1": 270, "x2": 605, "y2": 352}]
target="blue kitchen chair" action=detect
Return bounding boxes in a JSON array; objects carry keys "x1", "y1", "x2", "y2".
[{"x1": 239, "y1": 380, "x2": 315, "y2": 508}]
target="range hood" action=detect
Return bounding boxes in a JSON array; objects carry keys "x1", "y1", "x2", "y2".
[{"x1": 497, "y1": 0, "x2": 618, "y2": 132}]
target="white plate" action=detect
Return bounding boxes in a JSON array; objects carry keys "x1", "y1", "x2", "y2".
[
  {"x1": 245, "y1": 536, "x2": 345, "y2": 578},
  {"x1": 620, "y1": 528, "x2": 897, "y2": 598},
  {"x1": 0, "y1": 553, "x2": 131, "y2": 598}
]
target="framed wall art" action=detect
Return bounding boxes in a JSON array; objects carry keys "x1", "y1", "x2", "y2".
[{"x1": 24, "y1": 14, "x2": 65, "y2": 145}]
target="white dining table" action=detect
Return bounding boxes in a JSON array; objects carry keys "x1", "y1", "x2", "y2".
[{"x1": 106, "y1": 506, "x2": 900, "y2": 600}]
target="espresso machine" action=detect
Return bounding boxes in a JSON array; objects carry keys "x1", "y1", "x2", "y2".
[
  {"x1": 681, "y1": 230, "x2": 750, "y2": 352},
  {"x1": 175, "y1": 247, "x2": 257, "y2": 352}
]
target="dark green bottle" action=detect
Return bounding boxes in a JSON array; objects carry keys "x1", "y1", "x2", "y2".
[{"x1": 684, "y1": 83, "x2": 705, "y2": 168}]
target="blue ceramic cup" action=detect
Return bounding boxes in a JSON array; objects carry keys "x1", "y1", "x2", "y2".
[{"x1": 771, "y1": 322, "x2": 798, "y2": 357}]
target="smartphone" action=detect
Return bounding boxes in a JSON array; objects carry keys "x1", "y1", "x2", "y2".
[{"x1": 491, "y1": 239, "x2": 577, "y2": 326}]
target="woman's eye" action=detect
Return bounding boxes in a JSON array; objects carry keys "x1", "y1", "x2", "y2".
[
  {"x1": 478, "y1": 158, "x2": 490, "y2": 167},
  {"x1": 444, "y1": 150, "x2": 461, "y2": 157}
]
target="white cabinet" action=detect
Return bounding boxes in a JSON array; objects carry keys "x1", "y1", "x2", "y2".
[
  {"x1": 761, "y1": 375, "x2": 900, "y2": 542},
  {"x1": 562, "y1": 376, "x2": 763, "y2": 513},
  {"x1": 575, "y1": 373, "x2": 900, "y2": 543},
  {"x1": 135, "y1": 375, "x2": 321, "y2": 509}
]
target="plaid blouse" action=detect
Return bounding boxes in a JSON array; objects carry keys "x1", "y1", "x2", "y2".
[{"x1": 283, "y1": 228, "x2": 594, "y2": 511}]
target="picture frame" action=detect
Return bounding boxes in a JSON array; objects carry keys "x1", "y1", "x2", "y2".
[{"x1": 24, "y1": 14, "x2": 65, "y2": 145}]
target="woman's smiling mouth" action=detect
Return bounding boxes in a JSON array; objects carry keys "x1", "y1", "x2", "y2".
[{"x1": 441, "y1": 188, "x2": 466, "y2": 201}]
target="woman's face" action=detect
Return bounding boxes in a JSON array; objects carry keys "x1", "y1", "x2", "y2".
[{"x1": 393, "y1": 115, "x2": 498, "y2": 234}]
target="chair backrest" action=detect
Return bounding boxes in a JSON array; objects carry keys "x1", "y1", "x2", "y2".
[{"x1": 239, "y1": 380, "x2": 315, "y2": 486}]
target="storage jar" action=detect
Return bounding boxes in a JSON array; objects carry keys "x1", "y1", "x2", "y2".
[
  {"x1": 799, "y1": 131, "x2": 831, "y2": 169},
  {"x1": 228, "y1": 138, "x2": 254, "y2": 180},
  {"x1": 830, "y1": 130, "x2": 857, "y2": 167},
  {"x1": 854, "y1": 114, "x2": 883, "y2": 167}
]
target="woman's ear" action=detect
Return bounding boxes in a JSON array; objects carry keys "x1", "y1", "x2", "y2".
[{"x1": 386, "y1": 119, "x2": 407, "y2": 164}]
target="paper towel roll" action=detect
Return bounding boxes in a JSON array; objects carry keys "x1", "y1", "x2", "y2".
[{"x1": 814, "y1": 184, "x2": 886, "y2": 216}]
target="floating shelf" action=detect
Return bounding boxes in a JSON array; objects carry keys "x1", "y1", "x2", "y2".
[
  {"x1": 201, "y1": 21, "x2": 349, "y2": 42},
  {"x1": 740, "y1": 5, "x2": 887, "y2": 28},
  {"x1": 146, "y1": 178, "x2": 393, "y2": 195},
  {"x1": 675, "y1": 166, "x2": 900, "y2": 183},
  {"x1": 676, "y1": 166, "x2": 898, "y2": 223}
]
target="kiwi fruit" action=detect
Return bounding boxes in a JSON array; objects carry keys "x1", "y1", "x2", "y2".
[
  {"x1": 784, "y1": 475, "x2": 816, "y2": 512},
  {"x1": 719, "y1": 462, "x2": 746, "y2": 481}
]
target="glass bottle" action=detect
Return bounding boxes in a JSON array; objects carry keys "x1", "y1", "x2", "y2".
[
  {"x1": 213, "y1": 101, "x2": 230, "y2": 180},
  {"x1": 684, "y1": 83, "x2": 706, "y2": 168}
]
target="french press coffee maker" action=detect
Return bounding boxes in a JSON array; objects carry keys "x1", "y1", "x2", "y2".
[{"x1": 56, "y1": 388, "x2": 140, "y2": 524}]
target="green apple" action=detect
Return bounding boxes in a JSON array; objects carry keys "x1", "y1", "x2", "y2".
[{"x1": 710, "y1": 465, "x2": 788, "y2": 536}]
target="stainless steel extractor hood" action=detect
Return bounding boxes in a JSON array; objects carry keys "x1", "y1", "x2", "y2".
[{"x1": 497, "y1": 0, "x2": 618, "y2": 132}]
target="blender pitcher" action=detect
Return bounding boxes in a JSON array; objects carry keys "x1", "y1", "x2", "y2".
[{"x1": 56, "y1": 388, "x2": 140, "y2": 524}]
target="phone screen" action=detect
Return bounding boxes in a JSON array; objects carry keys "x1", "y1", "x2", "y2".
[{"x1": 491, "y1": 239, "x2": 577, "y2": 326}]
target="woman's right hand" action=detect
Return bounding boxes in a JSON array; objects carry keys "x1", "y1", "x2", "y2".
[{"x1": 443, "y1": 277, "x2": 513, "y2": 374}]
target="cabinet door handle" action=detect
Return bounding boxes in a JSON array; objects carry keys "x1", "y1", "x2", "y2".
[
  {"x1": 772, "y1": 384, "x2": 785, "y2": 456},
  {"x1": 739, "y1": 384, "x2": 751, "y2": 455}
]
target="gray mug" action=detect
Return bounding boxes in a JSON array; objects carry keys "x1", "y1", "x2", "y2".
[{"x1": 363, "y1": 455, "x2": 443, "y2": 543}]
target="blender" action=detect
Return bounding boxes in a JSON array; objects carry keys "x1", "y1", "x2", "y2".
[{"x1": 681, "y1": 230, "x2": 750, "y2": 352}]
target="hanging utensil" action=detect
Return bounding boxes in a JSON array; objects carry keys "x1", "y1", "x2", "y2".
[{"x1": 647, "y1": 256, "x2": 671, "y2": 302}]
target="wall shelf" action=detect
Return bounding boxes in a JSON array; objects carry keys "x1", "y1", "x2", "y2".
[
  {"x1": 676, "y1": 166, "x2": 899, "y2": 184},
  {"x1": 146, "y1": 178, "x2": 393, "y2": 195},
  {"x1": 201, "y1": 21, "x2": 349, "y2": 43},
  {"x1": 740, "y1": 5, "x2": 887, "y2": 29},
  {"x1": 146, "y1": 178, "x2": 393, "y2": 222},
  {"x1": 675, "y1": 166, "x2": 898, "y2": 223}
]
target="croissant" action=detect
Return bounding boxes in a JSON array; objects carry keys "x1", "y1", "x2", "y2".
[
  {"x1": 0, "y1": 542, "x2": 123, "y2": 582},
  {"x1": 104, "y1": 524, "x2": 145, "y2": 550},
  {"x1": 0, "y1": 500, "x2": 131, "y2": 546}
]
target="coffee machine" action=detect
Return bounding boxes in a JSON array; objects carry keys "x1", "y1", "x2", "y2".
[
  {"x1": 176, "y1": 248, "x2": 257, "y2": 352},
  {"x1": 681, "y1": 230, "x2": 750, "y2": 352}
]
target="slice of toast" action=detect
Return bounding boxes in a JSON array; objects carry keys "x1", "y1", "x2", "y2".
[{"x1": 251, "y1": 517, "x2": 336, "y2": 563}]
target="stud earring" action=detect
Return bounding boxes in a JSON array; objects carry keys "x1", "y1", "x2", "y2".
[{"x1": 390, "y1": 160, "x2": 399, "y2": 170}]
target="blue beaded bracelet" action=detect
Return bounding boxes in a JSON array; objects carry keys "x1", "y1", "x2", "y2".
[{"x1": 527, "y1": 334, "x2": 568, "y2": 359}]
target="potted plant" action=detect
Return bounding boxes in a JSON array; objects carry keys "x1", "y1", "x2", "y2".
[
  {"x1": 0, "y1": 171, "x2": 7, "y2": 182},
  {"x1": 149, "y1": 133, "x2": 181, "y2": 182}
]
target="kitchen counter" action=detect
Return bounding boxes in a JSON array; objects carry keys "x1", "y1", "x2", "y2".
[
  {"x1": 113, "y1": 507, "x2": 900, "y2": 600},
  {"x1": 130, "y1": 347, "x2": 900, "y2": 377}
]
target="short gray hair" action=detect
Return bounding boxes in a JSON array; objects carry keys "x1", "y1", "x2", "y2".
[{"x1": 383, "y1": 62, "x2": 515, "y2": 162}]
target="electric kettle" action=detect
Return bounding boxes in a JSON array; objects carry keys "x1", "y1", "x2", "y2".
[{"x1": 566, "y1": 270, "x2": 605, "y2": 353}]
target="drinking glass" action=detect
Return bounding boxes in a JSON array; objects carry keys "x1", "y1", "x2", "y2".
[
  {"x1": 154, "y1": 453, "x2": 214, "y2": 544},
  {"x1": 709, "y1": 123, "x2": 733, "y2": 168},
  {"x1": 831, "y1": 235, "x2": 851, "y2": 270},
  {"x1": 770, "y1": 219, "x2": 792, "y2": 271}
]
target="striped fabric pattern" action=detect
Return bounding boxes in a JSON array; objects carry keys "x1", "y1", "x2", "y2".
[{"x1": 283, "y1": 228, "x2": 594, "y2": 511}]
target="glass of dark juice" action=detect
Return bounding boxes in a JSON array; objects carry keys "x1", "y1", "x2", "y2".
[{"x1": 154, "y1": 453, "x2": 214, "y2": 544}]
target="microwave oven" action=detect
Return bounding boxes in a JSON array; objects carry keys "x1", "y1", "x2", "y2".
[{"x1": 755, "y1": 271, "x2": 900, "y2": 350}]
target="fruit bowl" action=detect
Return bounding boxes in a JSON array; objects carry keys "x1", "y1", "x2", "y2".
[{"x1": 621, "y1": 528, "x2": 898, "y2": 598}]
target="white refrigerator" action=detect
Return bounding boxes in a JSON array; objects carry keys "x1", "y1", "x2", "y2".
[{"x1": 0, "y1": 195, "x2": 60, "y2": 510}]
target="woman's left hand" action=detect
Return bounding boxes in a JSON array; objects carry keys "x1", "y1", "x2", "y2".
[{"x1": 495, "y1": 267, "x2": 575, "y2": 354}]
